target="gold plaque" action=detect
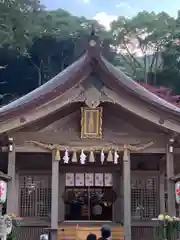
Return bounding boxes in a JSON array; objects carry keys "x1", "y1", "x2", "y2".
[{"x1": 81, "y1": 107, "x2": 102, "y2": 139}]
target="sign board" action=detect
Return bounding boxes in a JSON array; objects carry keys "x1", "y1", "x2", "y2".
[
  {"x1": 0, "y1": 180, "x2": 7, "y2": 203},
  {"x1": 175, "y1": 181, "x2": 180, "y2": 204},
  {"x1": 81, "y1": 107, "x2": 102, "y2": 139}
]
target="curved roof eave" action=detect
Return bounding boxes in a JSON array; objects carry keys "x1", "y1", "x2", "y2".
[
  {"x1": 100, "y1": 55, "x2": 180, "y2": 117},
  {"x1": 0, "y1": 53, "x2": 91, "y2": 121},
  {"x1": 1, "y1": 36, "x2": 180, "y2": 128}
]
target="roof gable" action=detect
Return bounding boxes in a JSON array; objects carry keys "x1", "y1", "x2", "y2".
[{"x1": 1, "y1": 32, "x2": 180, "y2": 134}]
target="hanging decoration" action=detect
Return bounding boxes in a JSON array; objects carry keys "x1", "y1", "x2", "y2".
[
  {"x1": 54, "y1": 149, "x2": 61, "y2": 161},
  {"x1": 80, "y1": 150, "x2": 87, "y2": 164},
  {"x1": 114, "y1": 150, "x2": 119, "y2": 164},
  {"x1": 89, "y1": 151, "x2": 95, "y2": 163},
  {"x1": 75, "y1": 173, "x2": 84, "y2": 186},
  {"x1": 95, "y1": 173, "x2": 103, "y2": 186},
  {"x1": 104, "y1": 173, "x2": 113, "y2": 186},
  {"x1": 71, "y1": 151, "x2": 78, "y2": 163},
  {"x1": 65, "y1": 173, "x2": 74, "y2": 186},
  {"x1": 26, "y1": 140, "x2": 154, "y2": 152},
  {"x1": 85, "y1": 173, "x2": 94, "y2": 186},
  {"x1": 103, "y1": 189, "x2": 117, "y2": 206},
  {"x1": 100, "y1": 150, "x2": 105, "y2": 164},
  {"x1": 63, "y1": 150, "x2": 69, "y2": 164},
  {"x1": 26, "y1": 140, "x2": 155, "y2": 164},
  {"x1": 107, "y1": 150, "x2": 113, "y2": 162}
]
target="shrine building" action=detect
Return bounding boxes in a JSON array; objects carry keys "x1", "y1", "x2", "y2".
[{"x1": 1, "y1": 32, "x2": 180, "y2": 240}]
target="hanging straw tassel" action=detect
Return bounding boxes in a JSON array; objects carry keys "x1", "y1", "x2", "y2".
[
  {"x1": 89, "y1": 151, "x2": 95, "y2": 163},
  {"x1": 72, "y1": 151, "x2": 78, "y2": 163},
  {"x1": 107, "y1": 150, "x2": 113, "y2": 162},
  {"x1": 55, "y1": 149, "x2": 61, "y2": 161}
]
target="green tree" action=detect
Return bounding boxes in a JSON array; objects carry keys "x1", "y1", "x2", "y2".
[
  {"x1": 0, "y1": 0, "x2": 44, "y2": 51},
  {"x1": 111, "y1": 11, "x2": 176, "y2": 83},
  {"x1": 0, "y1": 8, "x2": 115, "y2": 104}
]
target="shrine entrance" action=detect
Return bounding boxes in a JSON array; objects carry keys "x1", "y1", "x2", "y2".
[{"x1": 64, "y1": 172, "x2": 116, "y2": 221}]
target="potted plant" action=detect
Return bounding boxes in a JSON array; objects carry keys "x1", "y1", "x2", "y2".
[
  {"x1": 6, "y1": 214, "x2": 22, "y2": 240},
  {"x1": 152, "y1": 213, "x2": 180, "y2": 240}
]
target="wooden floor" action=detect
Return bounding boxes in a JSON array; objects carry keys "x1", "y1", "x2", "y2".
[{"x1": 58, "y1": 224, "x2": 124, "y2": 240}]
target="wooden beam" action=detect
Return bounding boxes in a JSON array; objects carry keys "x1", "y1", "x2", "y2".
[
  {"x1": 169, "y1": 173, "x2": 180, "y2": 182},
  {"x1": 102, "y1": 87, "x2": 180, "y2": 133},
  {"x1": 15, "y1": 144, "x2": 167, "y2": 153},
  {"x1": 12, "y1": 131, "x2": 166, "y2": 144},
  {"x1": 0, "y1": 86, "x2": 84, "y2": 134}
]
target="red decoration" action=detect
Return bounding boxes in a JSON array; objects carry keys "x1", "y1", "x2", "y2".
[
  {"x1": 0, "y1": 185, "x2": 4, "y2": 197},
  {"x1": 139, "y1": 83, "x2": 180, "y2": 106},
  {"x1": 176, "y1": 188, "x2": 180, "y2": 196}
]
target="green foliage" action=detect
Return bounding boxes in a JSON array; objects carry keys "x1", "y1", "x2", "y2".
[
  {"x1": 0, "y1": 0, "x2": 44, "y2": 51},
  {"x1": 111, "y1": 11, "x2": 176, "y2": 83},
  {"x1": 0, "y1": 1, "x2": 114, "y2": 103},
  {"x1": 0, "y1": 2, "x2": 180, "y2": 104},
  {"x1": 7, "y1": 218, "x2": 21, "y2": 240},
  {"x1": 154, "y1": 221, "x2": 180, "y2": 240}
]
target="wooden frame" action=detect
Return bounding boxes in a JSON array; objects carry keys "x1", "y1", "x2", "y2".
[{"x1": 81, "y1": 107, "x2": 102, "y2": 139}]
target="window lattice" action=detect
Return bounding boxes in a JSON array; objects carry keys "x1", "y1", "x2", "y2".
[
  {"x1": 19, "y1": 175, "x2": 51, "y2": 217},
  {"x1": 131, "y1": 174, "x2": 159, "y2": 220}
]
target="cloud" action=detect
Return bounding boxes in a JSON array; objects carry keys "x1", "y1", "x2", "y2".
[
  {"x1": 81, "y1": 0, "x2": 90, "y2": 3},
  {"x1": 116, "y1": 2, "x2": 135, "y2": 15},
  {"x1": 116, "y1": 2, "x2": 131, "y2": 9},
  {"x1": 93, "y1": 12, "x2": 118, "y2": 30}
]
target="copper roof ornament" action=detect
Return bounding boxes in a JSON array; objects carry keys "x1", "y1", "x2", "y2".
[
  {"x1": 87, "y1": 23, "x2": 101, "y2": 58},
  {"x1": 88, "y1": 23, "x2": 99, "y2": 48}
]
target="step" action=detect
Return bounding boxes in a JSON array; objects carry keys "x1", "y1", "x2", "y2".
[{"x1": 58, "y1": 225, "x2": 124, "y2": 240}]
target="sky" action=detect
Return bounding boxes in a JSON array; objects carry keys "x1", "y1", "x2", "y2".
[{"x1": 41, "y1": 0, "x2": 180, "y2": 29}]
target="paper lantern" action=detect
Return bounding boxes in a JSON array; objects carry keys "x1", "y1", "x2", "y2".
[
  {"x1": 0, "y1": 180, "x2": 7, "y2": 203},
  {"x1": 175, "y1": 181, "x2": 180, "y2": 204}
]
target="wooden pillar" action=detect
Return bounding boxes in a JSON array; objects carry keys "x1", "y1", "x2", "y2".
[
  {"x1": 123, "y1": 148, "x2": 131, "y2": 240},
  {"x1": 159, "y1": 159, "x2": 165, "y2": 213},
  {"x1": 113, "y1": 171, "x2": 122, "y2": 223},
  {"x1": 7, "y1": 142, "x2": 17, "y2": 214},
  {"x1": 166, "y1": 143, "x2": 176, "y2": 216},
  {"x1": 51, "y1": 151, "x2": 59, "y2": 240},
  {"x1": 58, "y1": 173, "x2": 65, "y2": 222}
]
